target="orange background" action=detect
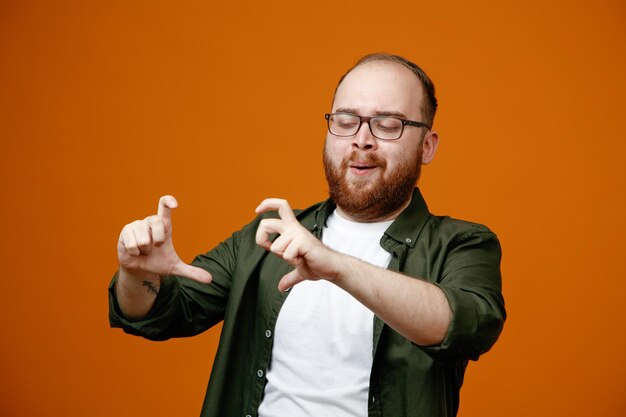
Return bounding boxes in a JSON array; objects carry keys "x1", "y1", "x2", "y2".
[{"x1": 1, "y1": 1, "x2": 625, "y2": 416}]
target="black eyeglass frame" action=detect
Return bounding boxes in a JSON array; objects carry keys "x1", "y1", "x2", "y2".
[{"x1": 324, "y1": 112, "x2": 431, "y2": 140}]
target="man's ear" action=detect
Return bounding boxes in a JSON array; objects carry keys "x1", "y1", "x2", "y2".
[{"x1": 421, "y1": 131, "x2": 439, "y2": 165}]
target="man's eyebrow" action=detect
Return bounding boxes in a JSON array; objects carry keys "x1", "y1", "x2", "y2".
[
  {"x1": 334, "y1": 108, "x2": 358, "y2": 115},
  {"x1": 333, "y1": 108, "x2": 409, "y2": 119},
  {"x1": 373, "y1": 110, "x2": 408, "y2": 119}
]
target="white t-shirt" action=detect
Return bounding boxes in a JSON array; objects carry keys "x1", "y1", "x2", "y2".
[{"x1": 258, "y1": 210, "x2": 393, "y2": 417}]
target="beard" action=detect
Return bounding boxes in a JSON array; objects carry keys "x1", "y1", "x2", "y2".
[{"x1": 323, "y1": 143, "x2": 423, "y2": 222}]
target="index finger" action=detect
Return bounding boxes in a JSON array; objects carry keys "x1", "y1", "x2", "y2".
[
  {"x1": 255, "y1": 198, "x2": 297, "y2": 222},
  {"x1": 157, "y1": 195, "x2": 178, "y2": 220}
]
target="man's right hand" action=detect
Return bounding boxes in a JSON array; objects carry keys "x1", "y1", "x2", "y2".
[{"x1": 117, "y1": 195, "x2": 212, "y2": 284}]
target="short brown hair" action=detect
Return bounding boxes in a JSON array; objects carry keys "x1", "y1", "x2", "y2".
[{"x1": 334, "y1": 53, "x2": 438, "y2": 128}]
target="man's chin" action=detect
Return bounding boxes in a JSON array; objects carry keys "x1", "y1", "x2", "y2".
[
  {"x1": 345, "y1": 170, "x2": 381, "y2": 186},
  {"x1": 344, "y1": 178, "x2": 378, "y2": 195}
]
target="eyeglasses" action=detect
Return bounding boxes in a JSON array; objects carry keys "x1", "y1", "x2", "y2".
[{"x1": 325, "y1": 112, "x2": 430, "y2": 140}]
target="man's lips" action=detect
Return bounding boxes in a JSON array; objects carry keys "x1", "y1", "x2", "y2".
[
  {"x1": 350, "y1": 162, "x2": 377, "y2": 169},
  {"x1": 348, "y1": 161, "x2": 379, "y2": 176}
]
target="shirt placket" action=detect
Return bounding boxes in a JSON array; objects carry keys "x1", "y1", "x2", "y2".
[
  {"x1": 246, "y1": 222, "x2": 322, "y2": 416},
  {"x1": 369, "y1": 235, "x2": 408, "y2": 415}
]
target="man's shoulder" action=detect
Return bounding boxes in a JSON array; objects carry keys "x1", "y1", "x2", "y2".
[
  {"x1": 431, "y1": 214, "x2": 495, "y2": 233},
  {"x1": 426, "y1": 214, "x2": 499, "y2": 244}
]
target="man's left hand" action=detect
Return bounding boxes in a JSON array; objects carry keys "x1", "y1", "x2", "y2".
[{"x1": 255, "y1": 198, "x2": 339, "y2": 291}]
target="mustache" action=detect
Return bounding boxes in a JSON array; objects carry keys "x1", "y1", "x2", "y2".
[{"x1": 341, "y1": 151, "x2": 387, "y2": 168}]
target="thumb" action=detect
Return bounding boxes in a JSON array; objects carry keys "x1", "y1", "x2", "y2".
[
  {"x1": 278, "y1": 268, "x2": 305, "y2": 292},
  {"x1": 158, "y1": 195, "x2": 178, "y2": 222},
  {"x1": 172, "y1": 262, "x2": 213, "y2": 284}
]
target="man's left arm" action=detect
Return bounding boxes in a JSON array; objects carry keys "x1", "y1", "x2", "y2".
[
  {"x1": 255, "y1": 198, "x2": 501, "y2": 349},
  {"x1": 330, "y1": 255, "x2": 452, "y2": 346}
]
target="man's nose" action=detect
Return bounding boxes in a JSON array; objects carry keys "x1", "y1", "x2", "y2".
[{"x1": 352, "y1": 121, "x2": 378, "y2": 150}]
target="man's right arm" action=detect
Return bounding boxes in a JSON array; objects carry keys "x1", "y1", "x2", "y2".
[
  {"x1": 114, "y1": 269, "x2": 161, "y2": 320},
  {"x1": 114, "y1": 195, "x2": 212, "y2": 320}
]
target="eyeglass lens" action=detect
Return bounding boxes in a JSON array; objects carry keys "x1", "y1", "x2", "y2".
[{"x1": 329, "y1": 114, "x2": 403, "y2": 140}]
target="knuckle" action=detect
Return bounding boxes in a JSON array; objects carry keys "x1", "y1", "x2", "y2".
[
  {"x1": 136, "y1": 238, "x2": 151, "y2": 248},
  {"x1": 126, "y1": 246, "x2": 140, "y2": 256},
  {"x1": 130, "y1": 219, "x2": 146, "y2": 230},
  {"x1": 269, "y1": 241, "x2": 281, "y2": 253},
  {"x1": 147, "y1": 215, "x2": 162, "y2": 226},
  {"x1": 123, "y1": 221, "x2": 139, "y2": 232},
  {"x1": 120, "y1": 232, "x2": 132, "y2": 246}
]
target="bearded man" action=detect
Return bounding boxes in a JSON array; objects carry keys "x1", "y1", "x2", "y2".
[{"x1": 110, "y1": 53, "x2": 506, "y2": 417}]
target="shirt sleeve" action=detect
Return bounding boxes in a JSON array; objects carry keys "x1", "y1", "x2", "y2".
[
  {"x1": 420, "y1": 225, "x2": 506, "y2": 366},
  {"x1": 108, "y1": 230, "x2": 240, "y2": 341}
]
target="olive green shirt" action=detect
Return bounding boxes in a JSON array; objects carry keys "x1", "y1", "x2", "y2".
[{"x1": 109, "y1": 188, "x2": 506, "y2": 417}]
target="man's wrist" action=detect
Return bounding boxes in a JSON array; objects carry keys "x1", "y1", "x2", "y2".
[
  {"x1": 324, "y1": 250, "x2": 358, "y2": 285},
  {"x1": 118, "y1": 266, "x2": 161, "y2": 284}
]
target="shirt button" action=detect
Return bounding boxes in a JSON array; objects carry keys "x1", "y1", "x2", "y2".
[
  {"x1": 265, "y1": 329, "x2": 272, "y2": 338},
  {"x1": 405, "y1": 237, "x2": 412, "y2": 243},
  {"x1": 257, "y1": 369, "x2": 264, "y2": 378}
]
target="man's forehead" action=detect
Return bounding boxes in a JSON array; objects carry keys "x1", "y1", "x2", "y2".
[{"x1": 332, "y1": 61, "x2": 424, "y2": 118}]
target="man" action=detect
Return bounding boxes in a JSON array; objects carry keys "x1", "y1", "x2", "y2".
[{"x1": 110, "y1": 53, "x2": 506, "y2": 417}]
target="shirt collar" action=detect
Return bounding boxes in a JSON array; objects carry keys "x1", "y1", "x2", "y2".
[
  {"x1": 311, "y1": 188, "x2": 431, "y2": 247},
  {"x1": 383, "y1": 188, "x2": 431, "y2": 248}
]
